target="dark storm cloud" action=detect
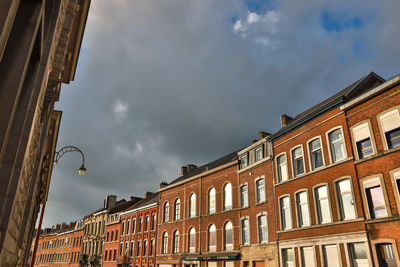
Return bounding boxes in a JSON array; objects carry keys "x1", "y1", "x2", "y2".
[{"x1": 42, "y1": 0, "x2": 400, "y2": 226}]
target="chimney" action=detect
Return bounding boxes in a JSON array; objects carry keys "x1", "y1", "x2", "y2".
[
  {"x1": 105, "y1": 195, "x2": 117, "y2": 209},
  {"x1": 259, "y1": 131, "x2": 270, "y2": 140},
  {"x1": 160, "y1": 181, "x2": 168, "y2": 188},
  {"x1": 181, "y1": 164, "x2": 197, "y2": 176},
  {"x1": 280, "y1": 114, "x2": 293, "y2": 127},
  {"x1": 144, "y1": 191, "x2": 154, "y2": 198},
  {"x1": 130, "y1": 196, "x2": 142, "y2": 202},
  {"x1": 252, "y1": 139, "x2": 258, "y2": 144}
]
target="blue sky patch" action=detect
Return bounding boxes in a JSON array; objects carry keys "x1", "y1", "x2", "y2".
[{"x1": 321, "y1": 11, "x2": 363, "y2": 32}]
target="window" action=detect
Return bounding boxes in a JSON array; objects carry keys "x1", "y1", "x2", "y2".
[
  {"x1": 292, "y1": 147, "x2": 305, "y2": 177},
  {"x1": 240, "y1": 154, "x2": 248, "y2": 169},
  {"x1": 277, "y1": 154, "x2": 288, "y2": 182},
  {"x1": 145, "y1": 216, "x2": 149, "y2": 231},
  {"x1": 348, "y1": 242, "x2": 368, "y2": 267},
  {"x1": 173, "y1": 231, "x2": 179, "y2": 254},
  {"x1": 296, "y1": 191, "x2": 310, "y2": 227},
  {"x1": 258, "y1": 215, "x2": 267, "y2": 243},
  {"x1": 241, "y1": 218, "x2": 250, "y2": 245},
  {"x1": 280, "y1": 196, "x2": 292, "y2": 230},
  {"x1": 130, "y1": 241, "x2": 134, "y2": 257},
  {"x1": 309, "y1": 138, "x2": 323, "y2": 170},
  {"x1": 240, "y1": 184, "x2": 248, "y2": 207},
  {"x1": 125, "y1": 242, "x2": 129, "y2": 255},
  {"x1": 352, "y1": 123, "x2": 374, "y2": 159},
  {"x1": 138, "y1": 218, "x2": 143, "y2": 232},
  {"x1": 164, "y1": 202, "x2": 169, "y2": 223},
  {"x1": 208, "y1": 225, "x2": 216, "y2": 251},
  {"x1": 300, "y1": 247, "x2": 315, "y2": 267},
  {"x1": 189, "y1": 228, "x2": 196, "y2": 252},
  {"x1": 224, "y1": 183, "x2": 232, "y2": 210},
  {"x1": 132, "y1": 219, "x2": 136, "y2": 233},
  {"x1": 364, "y1": 179, "x2": 388, "y2": 219},
  {"x1": 189, "y1": 194, "x2": 196, "y2": 218},
  {"x1": 119, "y1": 242, "x2": 123, "y2": 256},
  {"x1": 121, "y1": 222, "x2": 125, "y2": 236},
  {"x1": 282, "y1": 248, "x2": 294, "y2": 267},
  {"x1": 394, "y1": 171, "x2": 400, "y2": 201},
  {"x1": 162, "y1": 232, "x2": 168, "y2": 254},
  {"x1": 115, "y1": 230, "x2": 118, "y2": 238},
  {"x1": 256, "y1": 178, "x2": 266, "y2": 203},
  {"x1": 137, "y1": 241, "x2": 141, "y2": 256},
  {"x1": 225, "y1": 222, "x2": 233, "y2": 250},
  {"x1": 126, "y1": 220, "x2": 130, "y2": 235},
  {"x1": 380, "y1": 109, "x2": 400, "y2": 149},
  {"x1": 209, "y1": 188, "x2": 216, "y2": 214},
  {"x1": 255, "y1": 146, "x2": 263, "y2": 161},
  {"x1": 150, "y1": 239, "x2": 155, "y2": 256},
  {"x1": 322, "y1": 245, "x2": 340, "y2": 266},
  {"x1": 152, "y1": 214, "x2": 156, "y2": 230},
  {"x1": 328, "y1": 128, "x2": 346, "y2": 162},
  {"x1": 174, "y1": 199, "x2": 181, "y2": 220},
  {"x1": 315, "y1": 185, "x2": 332, "y2": 223},
  {"x1": 336, "y1": 179, "x2": 356, "y2": 220},
  {"x1": 376, "y1": 243, "x2": 396, "y2": 266},
  {"x1": 143, "y1": 240, "x2": 147, "y2": 256}
]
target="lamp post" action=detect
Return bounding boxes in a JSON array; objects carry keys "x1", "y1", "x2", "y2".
[{"x1": 29, "y1": 146, "x2": 86, "y2": 267}]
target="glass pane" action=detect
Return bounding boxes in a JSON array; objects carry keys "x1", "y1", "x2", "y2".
[
  {"x1": 357, "y1": 138, "x2": 373, "y2": 158},
  {"x1": 310, "y1": 139, "x2": 321, "y2": 151},
  {"x1": 338, "y1": 180, "x2": 356, "y2": 220},
  {"x1": 293, "y1": 147, "x2": 302, "y2": 158},
  {"x1": 367, "y1": 186, "x2": 387, "y2": 218},
  {"x1": 386, "y1": 128, "x2": 400, "y2": 149},
  {"x1": 225, "y1": 183, "x2": 232, "y2": 209},
  {"x1": 350, "y1": 243, "x2": 367, "y2": 259},
  {"x1": 241, "y1": 185, "x2": 248, "y2": 207}
]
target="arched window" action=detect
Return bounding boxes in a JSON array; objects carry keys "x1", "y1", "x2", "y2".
[
  {"x1": 208, "y1": 224, "x2": 216, "y2": 251},
  {"x1": 208, "y1": 188, "x2": 216, "y2": 214},
  {"x1": 189, "y1": 194, "x2": 196, "y2": 218},
  {"x1": 188, "y1": 228, "x2": 196, "y2": 252},
  {"x1": 225, "y1": 221, "x2": 233, "y2": 250},
  {"x1": 174, "y1": 199, "x2": 181, "y2": 221},
  {"x1": 224, "y1": 183, "x2": 232, "y2": 210},
  {"x1": 163, "y1": 202, "x2": 169, "y2": 223},
  {"x1": 173, "y1": 230, "x2": 179, "y2": 254},
  {"x1": 162, "y1": 232, "x2": 168, "y2": 254}
]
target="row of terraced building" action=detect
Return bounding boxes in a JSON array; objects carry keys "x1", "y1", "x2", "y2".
[{"x1": 32, "y1": 72, "x2": 400, "y2": 267}]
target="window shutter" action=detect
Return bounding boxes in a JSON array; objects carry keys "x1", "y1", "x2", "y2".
[
  {"x1": 380, "y1": 110, "x2": 400, "y2": 132},
  {"x1": 353, "y1": 123, "x2": 371, "y2": 142}
]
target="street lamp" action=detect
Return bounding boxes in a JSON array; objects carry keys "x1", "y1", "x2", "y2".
[
  {"x1": 29, "y1": 145, "x2": 86, "y2": 267},
  {"x1": 54, "y1": 145, "x2": 87, "y2": 175}
]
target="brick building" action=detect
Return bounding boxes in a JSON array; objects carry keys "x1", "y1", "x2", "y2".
[
  {"x1": 157, "y1": 153, "x2": 240, "y2": 267},
  {"x1": 269, "y1": 72, "x2": 385, "y2": 266},
  {"x1": 117, "y1": 192, "x2": 159, "y2": 267},
  {"x1": 0, "y1": 1, "x2": 90, "y2": 265},
  {"x1": 236, "y1": 133, "x2": 278, "y2": 267},
  {"x1": 341, "y1": 73, "x2": 400, "y2": 266},
  {"x1": 32, "y1": 220, "x2": 83, "y2": 266}
]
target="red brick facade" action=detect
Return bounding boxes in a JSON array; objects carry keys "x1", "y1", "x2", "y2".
[
  {"x1": 33, "y1": 221, "x2": 83, "y2": 266},
  {"x1": 103, "y1": 217, "x2": 120, "y2": 267}
]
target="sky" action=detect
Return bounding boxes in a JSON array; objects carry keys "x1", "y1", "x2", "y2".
[{"x1": 42, "y1": 0, "x2": 400, "y2": 227}]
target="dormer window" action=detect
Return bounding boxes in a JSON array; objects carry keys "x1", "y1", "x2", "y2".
[{"x1": 255, "y1": 146, "x2": 263, "y2": 161}]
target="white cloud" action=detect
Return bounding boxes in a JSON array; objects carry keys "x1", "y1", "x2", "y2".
[
  {"x1": 233, "y1": 10, "x2": 281, "y2": 46},
  {"x1": 113, "y1": 100, "x2": 128, "y2": 120}
]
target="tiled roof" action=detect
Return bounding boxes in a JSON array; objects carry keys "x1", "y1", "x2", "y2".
[
  {"x1": 269, "y1": 72, "x2": 385, "y2": 141},
  {"x1": 123, "y1": 192, "x2": 160, "y2": 212}
]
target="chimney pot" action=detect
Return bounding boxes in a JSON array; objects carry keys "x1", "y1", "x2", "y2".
[
  {"x1": 181, "y1": 164, "x2": 197, "y2": 176},
  {"x1": 259, "y1": 131, "x2": 270, "y2": 139}
]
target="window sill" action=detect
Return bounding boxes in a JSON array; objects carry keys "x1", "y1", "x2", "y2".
[
  {"x1": 365, "y1": 215, "x2": 400, "y2": 224},
  {"x1": 255, "y1": 201, "x2": 267, "y2": 206},
  {"x1": 355, "y1": 146, "x2": 400, "y2": 164},
  {"x1": 275, "y1": 157, "x2": 354, "y2": 187},
  {"x1": 238, "y1": 156, "x2": 271, "y2": 174},
  {"x1": 277, "y1": 217, "x2": 365, "y2": 233}
]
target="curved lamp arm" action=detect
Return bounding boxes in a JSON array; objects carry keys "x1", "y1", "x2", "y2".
[{"x1": 54, "y1": 146, "x2": 86, "y2": 175}]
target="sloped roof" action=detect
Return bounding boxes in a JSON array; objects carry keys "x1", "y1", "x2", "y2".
[
  {"x1": 163, "y1": 151, "x2": 238, "y2": 189},
  {"x1": 123, "y1": 192, "x2": 160, "y2": 213},
  {"x1": 269, "y1": 72, "x2": 385, "y2": 141}
]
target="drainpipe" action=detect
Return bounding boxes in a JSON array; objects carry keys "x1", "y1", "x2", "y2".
[{"x1": 269, "y1": 141, "x2": 281, "y2": 267}]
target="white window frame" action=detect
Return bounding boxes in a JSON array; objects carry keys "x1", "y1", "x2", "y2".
[
  {"x1": 351, "y1": 120, "x2": 375, "y2": 160},
  {"x1": 334, "y1": 177, "x2": 357, "y2": 221},
  {"x1": 290, "y1": 145, "x2": 306, "y2": 177},
  {"x1": 279, "y1": 195, "x2": 292, "y2": 230},
  {"x1": 208, "y1": 224, "x2": 216, "y2": 252},
  {"x1": 255, "y1": 146, "x2": 263, "y2": 162},
  {"x1": 162, "y1": 232, "x2": 168, "y2": 254},
  {"x1": 240, "y1": 153, "x2": 248, "y2": 169},
  {"x1": 224, "y1": 221, "x2": 233, "y2": 250},
  {"x1": 240, "y1": 217, "x2": 250, "y2": 245},
  {"x1": 174, "y1": 198, "x2": 181, "y2": 221},
  {"x1": 306, "y1": 136, "x2": 325, "y2": 170},
  {"x1": 189, "y1": 193, "x2": 196, "y2": 218},
  {"x1": 276, "y1": 152, "x2": 289, "y2": 183},
  {"x1": 361, "y1": 176, "x2": 390, "y2": 219},
  {"x1": 326, "y1": 126, "x2": 348, "y2": 164},
  {"x1": 188, "y1": 227, "x2": 196, "y2": 253},
  {"x1": 313, "y1": 184, "x2": 333, "y2": 224},
  {"x1": 378, "y1": 107, "x2": 400, "y2": 150},
  {"x1": 390, "y1": 168, "x2": 400, "y2": 212},
  {"x1": 240, "y1": 183, "x2": 249, "y2": 208},
  {"x1": 163, "y1": 202, "x2": 169, "y2": 223},
  {"x1": 173, "y1": 230, "x2": 179, "y2": 254},
  {"x1": 208, "y1": 188, "x2": 216, "y2": 214},
  {"x1": 281, "y1": 247, "x2": 295, "y2": 267},
  {"x1": 295, "y1": 190, "x2": 310, "y2": 227},
  {"x1": 255, "y1": 176, "x2": 266, "y2": 204},
  {"x1": 224, "y1": 183, "x2": 233, "y2": 210},
  {"x1": 321, "y1": 244, "x2": 342, "y2": 266},
  {"x1": 257, "y1": 213, "x2": 268, "y2": 243}
]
